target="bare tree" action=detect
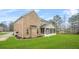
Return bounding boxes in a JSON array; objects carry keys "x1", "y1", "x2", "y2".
[{"x1": 50, "y1": 15, "x2": 63, "y2": 33}]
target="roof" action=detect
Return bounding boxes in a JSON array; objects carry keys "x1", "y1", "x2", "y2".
[
  {"x1": 39, "y1": 18, "x2": 55, "y2": 28},
  {"x1": 14, "y1": 10, "x2": 39, "y2": 23},
  {"x1": 14, "y1": 10, "x2": 55, "y2": 28},
  {"x1": 40, "y1": 18, "x2": 48, "y2": 23},
  {"x1": 41, "y1": 22, "x2": 55, "y2": 28}
]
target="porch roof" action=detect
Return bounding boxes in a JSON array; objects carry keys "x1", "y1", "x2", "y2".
[{"x1": 41, "y1": 23, "x2": 55, "y2": 28}]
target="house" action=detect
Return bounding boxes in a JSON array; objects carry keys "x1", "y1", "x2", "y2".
[
  {"x1": 70, "y1": 21, "x2": 79, "y2": 34},
  {"x1": 14, "y1": 10, "x2": 56, "y2": 38},
  {"x1": 0, "y1": 26, "x2": 4, "y2": 32}
]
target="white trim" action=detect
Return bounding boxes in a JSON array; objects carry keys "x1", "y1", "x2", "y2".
[{"x1": 44, "y1": 33, "x2": 56, "y2": 37}]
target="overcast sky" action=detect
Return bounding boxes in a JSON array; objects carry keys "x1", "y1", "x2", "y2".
[{"x1": 0, "y1": 9, "x2": 79, "y2": 24}]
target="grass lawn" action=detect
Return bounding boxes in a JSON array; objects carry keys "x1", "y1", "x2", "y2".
[
  {"x1": 0, "y1": 32, "x2": 7, "y2": 35},
  {"x1": 0, "y1": 34, "x2": 79, "y2": 49}
]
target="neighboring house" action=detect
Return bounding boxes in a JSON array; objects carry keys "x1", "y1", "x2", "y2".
[
  {"x1": 14, "y1": 11, "x2": 56, "y2": 38},
  {"x1": 0, "y1": 27, "x2": 4, "y2": 32},
  {"x1": 70, "y1": 21, "x2": 79, "y2": 34}
]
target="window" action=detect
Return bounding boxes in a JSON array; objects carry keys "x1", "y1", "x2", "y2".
[
  {"x1": 50, "y1": 29, "x2": 53, "y2": 34},
  {"x1": 27, "y1": 29, "x2": 29, "y2": 35},
  {"x1": 16, "y1": 32, "x2": 19, "y2": 33},
  {"x1": 41, "y1": 28, "x2": 44, "y2": 34},
  {"x1": 37, "y1": 29, "x2": 39, "y2": 34},
  {"x1": 51, "y1": 28, "x2": 55, "y2": 33}
]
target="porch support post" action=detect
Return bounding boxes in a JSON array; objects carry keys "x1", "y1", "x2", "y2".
[{"x1": 44, "y1": 28, "x2": 46, "y2": 34}]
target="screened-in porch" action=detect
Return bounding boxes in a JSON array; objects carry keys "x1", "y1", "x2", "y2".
[
  {"x1": 40, "y1": 23, "x2": 56, "y2": 36},
  {"x1": 41, "y1": 28, "x2": 55, "y2": 34}
]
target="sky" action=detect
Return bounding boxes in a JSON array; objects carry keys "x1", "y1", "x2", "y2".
[{"x1": 0, "y1": 9, "x2": 79, "y2": 24}]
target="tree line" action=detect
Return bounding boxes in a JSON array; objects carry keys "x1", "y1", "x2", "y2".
[
  {"x1": 49, "y1": 14, "x2": 79, "y2": 34},
  {"x1": 0, "y1": 21, "x2": 14, "y2": 32}
]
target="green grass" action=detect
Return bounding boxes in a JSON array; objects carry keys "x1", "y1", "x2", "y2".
[
  {"x1": 0, "y1": 34, "x2": 79, "y2": 49},
  {"x1": 0, "y1": 32, "x2": 7, "y2": 35}
]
